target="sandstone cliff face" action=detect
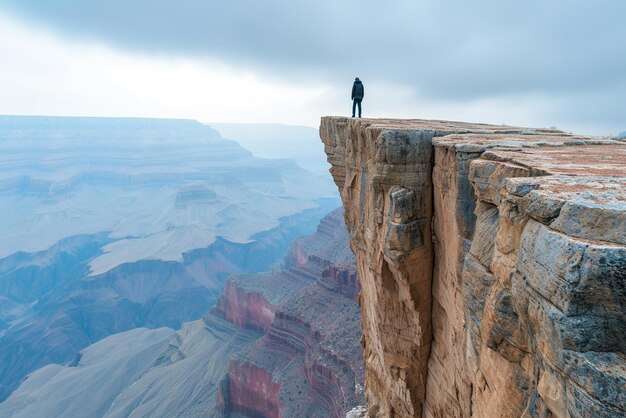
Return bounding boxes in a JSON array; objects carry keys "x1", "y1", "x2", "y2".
[{"x1": 320, "y1": 117, "x2": 625, "y2": 418}]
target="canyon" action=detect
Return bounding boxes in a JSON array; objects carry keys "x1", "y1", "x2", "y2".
[
  {"x1": 2, "y1": 114, "x2": 623, "y2": 417},
  {"x1": 0, "y1": 116, "x2": 338, "y2": 403},
  {"x1": 0, "y1": 209, "x2": 364, "y2": 418},
  {"x1": 320, "y1": 117, "x2": 625, "y2": 418}
]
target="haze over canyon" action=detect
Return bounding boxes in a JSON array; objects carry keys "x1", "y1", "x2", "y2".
[{"x1": 0, "y1": 116, "x2": 356, "y2": 415}]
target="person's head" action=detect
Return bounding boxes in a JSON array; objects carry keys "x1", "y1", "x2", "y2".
[{"x1": 355, "y1": 77, "x2": 360, "y2": 82}]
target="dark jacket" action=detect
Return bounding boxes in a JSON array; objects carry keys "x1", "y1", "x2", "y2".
[{"x1": 351, "y1": 80, "x2": 364, "y2": 100}]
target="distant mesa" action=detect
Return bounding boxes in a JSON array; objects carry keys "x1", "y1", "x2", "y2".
[
  {"x1": 0, "y1": 115, "x2": 337, "y2": 261},
  {"x1": 618, "y1": 131, "x2": 626, "y2": 138},
  {"x1": 175, "y1": 184, "x2": 219, "y2": 206}
]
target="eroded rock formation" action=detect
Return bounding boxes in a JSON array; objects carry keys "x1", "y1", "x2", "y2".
[
  {"x1": 214, "y1": 208, "x2": 365, "y2": 417},
  {"x1": 0, "y1": 209, "x2": 364, "y2": 418},
  {"x1": 320, "y1": 117, "x2": 625, "y2": 418},
  {"x1": 0, "y1": 116, "x2": 339, "y2": 402}
]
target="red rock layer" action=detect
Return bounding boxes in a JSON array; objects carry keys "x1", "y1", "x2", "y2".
[
  {"x1": 211, "y1": 280, "x2": 275, "y2": 332},
  {"x1": 249, "y1": 263, "x2": 363, "y2": 418},
  {"x1": 218, "y1": 361, "x2": 282, "y2": 418},
  {"x1": 322, "y1": 264, "x2": 360, "y2": 300},
  {"x1": 216, "y1": 260, "x2": 363, "y2": 417},
  {"x1": 213, "y1": 208, "x2": 364, "y2": 417}
]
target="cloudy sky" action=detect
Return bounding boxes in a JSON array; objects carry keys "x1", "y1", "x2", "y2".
[{"x1": 0, "y1": 1, "x2": 624, "y2": 135}]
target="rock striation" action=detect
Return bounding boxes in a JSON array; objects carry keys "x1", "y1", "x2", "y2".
[
  {"x1": 320, "y1": 117, "x2": 625, "y2": 418},
  {"x1": 215, "y1": 208, "x2": 364, "y2": 417},
  {"x1": 0, "y1": 208, "x2": 364, "y2": 417}
]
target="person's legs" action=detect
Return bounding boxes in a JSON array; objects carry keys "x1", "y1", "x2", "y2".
[
  {"x1": 357, "y1": 99, "x2": 362, "y2": 117},
  {"x1": 352, "y1": 99, "x2": 357, "y2": 117}
]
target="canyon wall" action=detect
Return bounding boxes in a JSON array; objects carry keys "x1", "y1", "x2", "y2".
[
  {"x1": 214, "y1": 208, "x2": 365, "y2": 417},
  {"x1": 320, "y1": 117, "x2": 625, "y2": 418}
]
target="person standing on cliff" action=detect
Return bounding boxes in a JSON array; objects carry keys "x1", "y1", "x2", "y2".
[{"x1": 351, "y1": 77, "x2": 364, "y2": 118}]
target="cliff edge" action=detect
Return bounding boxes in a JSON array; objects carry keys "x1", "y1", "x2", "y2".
[{"x1": 320, "y1": 117, "x2": 625, "y2": 418}]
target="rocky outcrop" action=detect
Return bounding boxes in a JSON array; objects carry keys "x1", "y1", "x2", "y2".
[
  {"x1": 220, "y1": 261, "x2": 363, "y2": 418},
  {"x1": 212, "y1": 279, "x2": 276, "y2": 332},
  {"x1": 217, "y1": 360, "x2": 282, "y2": 417},
  {"x1": 175, "y1": 185, "x2": 219, "y2": 207},
  {"x1": 215, "y1": 209, "x2": 364, "y2": 417},
  {"x1": 320, "y1": 117, "x2": 625, "y2": 418},
  {"x1": 211, "y1": 248, "x2": 332, "y2": 333}
]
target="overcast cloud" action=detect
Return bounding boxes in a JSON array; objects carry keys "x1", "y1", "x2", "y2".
[{"x1": 1, "y1": 0, "x2": 624, "y2": 134}]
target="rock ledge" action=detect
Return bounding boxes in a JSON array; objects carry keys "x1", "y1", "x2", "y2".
[{"x1": 320, "y1": 116, "x2": 625, "y2": 418}]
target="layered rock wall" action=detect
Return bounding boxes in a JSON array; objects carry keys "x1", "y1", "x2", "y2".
[
  {"x1": 320, "y1": 117, "x2": 625, "y2": 418},
  {"x1": 217, "y1": 360, "x2": 281, "y2": 418},
  {"x1": 219, "y1": 258, "x2": 363, "y2": 418},
  {"x1": 214, "y1": 209, "x2": 364, "y2": 417},
  {"x1": 212, "y1": 280, "x2": 275, "y2": 332}
]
